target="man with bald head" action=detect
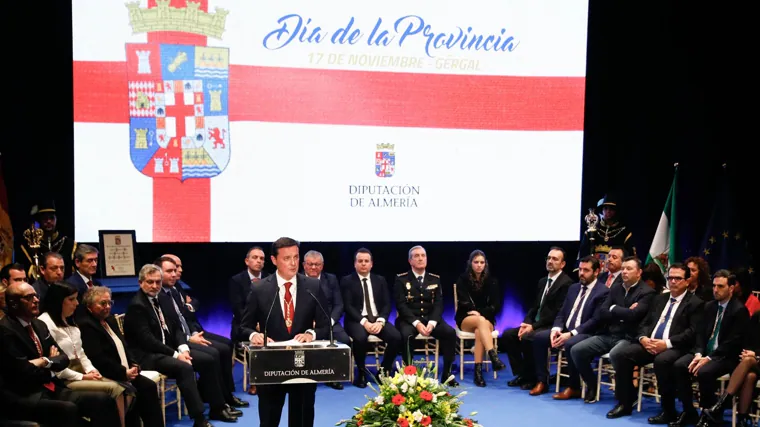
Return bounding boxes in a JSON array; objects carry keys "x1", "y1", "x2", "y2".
[{"x1": 0, "y1": 282, "x2": 120, "y2": 426}]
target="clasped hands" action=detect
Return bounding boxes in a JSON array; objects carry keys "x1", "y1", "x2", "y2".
[
  {"x1": 364, "y1": 321, "x2": 383, "y2": 335},
  {"x1": 416, "y1": 322, "x2": 434, "y2": 337},
  {"x1": 550, "y1": 329, "x2": 572, "y2": 348},
  {"x1": 740, "y1": 349, "x2": 756, "y2": 362},
  {"x1": 639, "y1": 337, "x2": 668, "y2": 355}
]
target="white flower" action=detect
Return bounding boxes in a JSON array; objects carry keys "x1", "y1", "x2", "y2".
[
  {"x1": 428, "y1": 378, "x2": 439, "y2": 387},
  {"x1": 405, "y1": 374, "x2": 417, "y2": 387},
  {"x1": 413, "y1": 410, "x2": 424, "y2": 422},
  {"x1": 400, "y1": 382, "x2": 409, "y2": 393},
  {"x1": 399, "y1": 405, "x2": 407, "y2": 413},
  {"x1": 390, "y1": 384, "x2": 398, "y2": 390},
  {"x1": 374, "y1": 395, "x2": 384, "y2": 405},
  {"x1": 431, "y1": 394, "x2": 437, "y2": 403}
]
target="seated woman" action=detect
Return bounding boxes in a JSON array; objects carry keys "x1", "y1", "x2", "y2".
[
  {"x1": 76, "y1": 286, "x2": 164, "y2": 427},
  {"x1": 701, "y1": 310, "x2": 760, "y2": 427},
  {"x1": 455, "y1": 249, "x2": 506, "y2": 387},
  {"x1": 38, "y1": 282, "x2": 135, "y2": 427},
  {"x1": 641, "y1": 262, "x2": 667, "y2": 293}
]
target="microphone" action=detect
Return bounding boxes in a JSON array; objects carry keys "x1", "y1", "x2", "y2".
[
  {"x1": 306, "y1": 289, "x2": 337, "y2": 348},
  {"x1": 262, "y1": 286, "x2": 280, "y2": 349}
]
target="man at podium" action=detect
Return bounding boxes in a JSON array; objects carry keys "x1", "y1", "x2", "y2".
[{"x1": 239, "y1": 237, "x2": 330, "y2": 427}]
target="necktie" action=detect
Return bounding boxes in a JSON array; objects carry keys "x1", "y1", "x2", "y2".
[
  {"x1": 250, "y1": 277, "x2": 260, "y2": 291},
  {"x1": 284, "y1": 282, "x2": 294, "y2": 334},
  {"x1": 535, "y1": 278, "x2": 553, "y2": 322},
  {"x1": 362, "y1": 278, "x2": 377, "y2": 323},
  {"x1": 166, "y1": 290, "x2": 191, "y2": 337},
  {"x1": 150, "y1": 298, "x2": 169, "y2": 343},
  {"x1": 26, "y1": 324, "x2": 55, "y2": 392},
  {"x1": 653, "y1": 297, "x2": 678, "y2": 339},
  {"x1": 706, "y1": 305, "x2": 724, "y2": 355},
  {"x1": 87, "y1": 280, "x2": 93, "y2": 289},
  {"x1": 566, "y1": 285, "x2": 589, "y2": 330},
  {"x1": 605, "y1": 273, "x2": 613, "y2": 288}
]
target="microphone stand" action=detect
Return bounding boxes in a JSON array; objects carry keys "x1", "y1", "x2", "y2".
[
  {"x1": 307, "y1": 290, "x2": 337, "y2": 348},
  {"x1": 262, "y1": 287, "x2": 279, "y2": 349}
]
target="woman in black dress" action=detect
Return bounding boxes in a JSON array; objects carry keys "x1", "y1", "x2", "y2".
[
  {"x1": 701, "y1": 310, "x2": 760, "y2": 427},
  {"x1": 455, "y1": 250, "x2": 506, "y2": 386}
]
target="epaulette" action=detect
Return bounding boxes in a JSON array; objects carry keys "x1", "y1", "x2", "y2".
[
  {"x1": 429, "y1": 273, "x2": 440, "y2": 278},
  {"x1": 397, "y1": 272, "x2": 408, "y2": 276}
]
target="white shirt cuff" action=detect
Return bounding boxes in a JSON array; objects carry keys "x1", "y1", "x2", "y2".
[
  {"x1": 306, "y1": 329, "x2": 316, "y2": 339},
  {"x1": 551, "y1": 327, "x2": 562, "y2": 332},
  {"x1": 412, "y1": 320, "x2": 420, "y2": 327},
  {"x1": 571, "y1": 329, "x2": 578, "y2": 336},
  {"x1": 609, "y1": 304, "x2": 616, "y2": 311},
  {"x1": 178, "y1": 344, "x2": 190, "y2": 354},
  {"x1": 377, "y1": 317, "x2": 386, "y2": 324},
  {"x1": 428, "y1": 321, "x2": 437, "y2": 328},
  {"x1": 331, "y1": 318, "x2": 335, "y2": 326},
  {"x1": 172, "y1": 351, "x2": 179, "y2": 359},
  {"x1": 360, "y1": 318, "x2": 367, "y2": 325},
  {"x1": 666, "y1": 339, "x2": 673, "y2": 349}
]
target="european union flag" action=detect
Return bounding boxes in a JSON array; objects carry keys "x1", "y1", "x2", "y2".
[{"x1": 699, "y1": 165, "x2": 756, "y2": 284}]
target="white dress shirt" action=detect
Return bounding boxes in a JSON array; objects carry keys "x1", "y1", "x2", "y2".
[
  {"x1": 645, "y1": 291, "x2": 687, "y2": 348},
  {"x1": 358, "y1": 274, "x2": 385, "y2": 325},
  {"x1": 552, "y1": 279, "x2": 597, "y2": 336},
  {"x1": 410, "y1": 270, "x2": 437, "y2": 329},
  {"x1": 77, "y1": 271, "x2": 94, "y2": 288},
  {"x1": 38, "y1": 312, "x2": 97, "y2": 381},
  {"x1": 540, "y1": 271, "x2": 563, "y2": 306},
  {"x1": 697, "y1": 299, "x2": 730, "y2": 359},
  {"x1": 249, "y1": 272, "x2": 316, "y2": 342},
  {"x1": 148, "y1": 294, "x2": 190, "y2": 357},
  {"x1": 247, "y1": 270, "x2": 262, "y2": 281}
]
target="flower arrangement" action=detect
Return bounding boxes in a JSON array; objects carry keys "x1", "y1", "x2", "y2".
[{"x1": 337, "y1": 363, "x2": 483, "y2": 427}]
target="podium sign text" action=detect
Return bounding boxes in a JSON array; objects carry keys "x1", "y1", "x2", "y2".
[{"x1": 248, "y1": 342, "x2": 352, "y2": 385}]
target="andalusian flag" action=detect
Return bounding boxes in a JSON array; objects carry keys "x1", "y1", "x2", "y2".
[
  {"x1": 0, "y1": 155, "x2": 12, "y2": 266},
  {"x1": 647, "y1": 165, "x2": 679, "y2": 272}
]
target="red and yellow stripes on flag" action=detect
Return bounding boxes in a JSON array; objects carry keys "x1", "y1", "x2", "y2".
[{"x1": 0, "y1": 158, "x2": 12, "y2": 266}]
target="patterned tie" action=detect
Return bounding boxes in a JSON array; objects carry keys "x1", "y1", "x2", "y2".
[
  {"x1": 284, "y1": 282, "x2": 294, "y2": 334},
  {"x1": 605, "y1": 273, "x2": 613, "y2": 288},
  {"x1": 150, "y1": 298, "x2": 170, "y2": 344},
  {"x1": 653, "y1": 297, "x2": 678, "y2": 339},
  {"x1": 26, "y1": 324, "x2": 55, "y2": 392},
  {"x1": 566, "y1": 285, "x2": 589, "y2": 330},
  {"x1": 706, "y1": 305, "x2": 724, "y2": 355},
  {"x1": 166, "y1": 290, "x2": 191, "y2": 337},
  {"x1": 535, "y1": 278, "x2": 553, "y2": 322}
]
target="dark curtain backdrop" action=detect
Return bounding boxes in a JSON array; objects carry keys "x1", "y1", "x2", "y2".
[{"x1": 3, "y1": 1, "x2": 755, "y2": 337}]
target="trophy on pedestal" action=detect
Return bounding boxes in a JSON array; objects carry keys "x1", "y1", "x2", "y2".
[
  {"x1": 584, "y1": 208, "x2": 599, "y2": 255},
  {"x1": 23, "y1": 224, "x2": 44, "y2": 281}
]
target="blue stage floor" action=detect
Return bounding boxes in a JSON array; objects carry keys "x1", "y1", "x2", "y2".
[{"x1": 165, "y1": 355, "x2": 672, "y2": 427}]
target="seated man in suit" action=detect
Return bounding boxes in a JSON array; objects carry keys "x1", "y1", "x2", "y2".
[
  {"x1": 31, "y1": 252, "x2": 65, "y2": 308},
  {"x1": 302, "y1": 250, "x2": 351, "y2": 390},
  {"x1": 0, "y1": 281, "x2": 119, "y2": 427},
  {"x1": 570, "y1": 256, "x2": 656, "y2": 402},
  {"x1": 124, "y1": 264, "x2": 237, "y2": 427},
  {"x1": 239, "y1": 237, "x2": 331, "y2": 427},
  {"x1": 673, "y1": 269, "x2": 749, "y2": 427},
  {"x1": 66, "y1": 244, "x2": 102, "y2": 302},
  {"x1": 530, "y1": 255, "x2": 610, "y2": 397},
  {"x1": 341, "y1": 247, "x2": 402, "y2": 388},
  {"x1": 395, "y1": 245, "x2": 459, "y2": 387},
  {"x1": 77, "y1": 286, "x2": 164, "y2": 427},
  {"x1": 607, "y1": 262, "x2": 705, "y2": 422},
  {"x1": 155, "y1": 256, "x2": 248, "y2": 412},
  {"x1": 597, "y1": 246, "x2": 625, "y2": 288},
  {"x1": 502, "y1": 247, "x2": 574, "y2": 389},
  {"x1": 228, "y1": 245, "x2": 268, "y2": 395}
]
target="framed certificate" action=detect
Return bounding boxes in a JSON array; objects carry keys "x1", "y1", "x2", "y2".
[{"x1": 98, "y1": 230, "x2": 138, "y2": 277}]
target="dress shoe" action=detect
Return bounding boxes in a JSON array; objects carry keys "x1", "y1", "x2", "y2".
[
  {"x1": 701, "y1": 392, "x2": 729, "y2": 424},
  {"x1": 736, "y1": 414, "x2": 754, "y2": 427},
  {"x1": 247, "y1": 385, "x2": 257, "y2": 395},
  {"x1": 552, "y1": 387, "x2": 581, "y2": 400},
  {"x1": 583, "y1": 388, "x2": 597, "y2": 403},
  {"x1": 529, "y1": 381, "x2": 547, "y2": 396},
  {"x1": 442, "y1": 363, "x2": 459, "y2": 387},
  {"x1": 648, "y1": 411, "x2": 676, "y2": 424},
  {"x1": 606, "y1": 403, "x2": 632, "y2": 419},
  {"x1": 520, "y1": 381, "x2": 536, "y2": 390},
  {"x1": 224, "y1": 404, "x2": 243, "y2": 417},
  {"x1": 667, "y1": 409, "x2": 699, "y2": 427},
  {"x1": 228, "y1": 396, "x2": 249, "y2": 408},
  {"x1": 353, "y1": 370, "x2": 368, "y2": 388},
  {"x1": 327, "y1": 382, "x2": 344, "y2": 390},
  {"x1": 193, "y1": 419, "x2": 215, "y2": 427},
  {"x1": 507, "y1": 375, "x2": 525, "y2": 387},
  {"x1": 209, "y1": 407, "x2": 238, "y2": 422},
  {"x1": 473, "y1": 363, "x2": 486, "y2": 387}
]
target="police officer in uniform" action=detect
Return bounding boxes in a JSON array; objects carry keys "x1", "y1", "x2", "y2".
[
  {"x1": 394, "y1": 245, "x2": 459, "y2": 386},
  {"x1": 577, "y1": 194, "x2": 636, "y2": 270},
  {"x1": 18, "y1": 200, "x2": 77, "y2": 281}
]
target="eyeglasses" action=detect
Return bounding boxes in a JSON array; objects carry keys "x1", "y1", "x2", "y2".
[
  {"x1": 304, "y1": 262, "x2": 323, "y2": 268},
  {"x1": 20, "y1": 293, "x2": 38, "y2": 301},
  {"x1": 96, "y1": 300, "x2": 114, "y2": 307},
  {"x1": 666, "y1": 276, "x2": 685, "y2": 282}
]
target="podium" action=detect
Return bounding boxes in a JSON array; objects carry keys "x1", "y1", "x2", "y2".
[{"x1": 247, "y1": 341, "x2": 353, "y2": 385}]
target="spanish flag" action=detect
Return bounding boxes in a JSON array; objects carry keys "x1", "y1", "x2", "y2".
[{"x1": 0, "y1": 156, "x2": 12, "y2": 266}]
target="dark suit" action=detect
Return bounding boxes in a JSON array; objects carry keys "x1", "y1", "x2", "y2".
[
  {"x1": 341, "y1": 272, "x2": 401, "y2": 373},
  {"x1": 501, "y1": 271, "x2": 573, "y2": 381},
  {"x1": 610, "y1": 291, "x2": 704, "y2": 413},
  {"x1": 317, "y1": 272, "x2": 350, "y2": 344},
  {"x1": 229, "y1": 270, "x2": 269, "y2": 342},
  {"x1": 65, "y1": 271, "x2": 102, "y2": 302},
  {"x1": 673, "y1": 296, "x2": 749, "y2": 408},
  {"x1": 163, "y1": 285, "x2": 236, "y2": 399},
  {"x1": 124, "y1": 290, "x2": 222, "y2": 421},
  {"x1": 533, "y1": 280, "x2": 610, "y2": 386},
  {"x1": 76, "y1": 309, "x2": 163, "y2": 427},
  {"x1": 570, "y1": 281, "x2": 656, "y2": 389},
  {"x1": 394, "y1": 271, "x2": 457, "y2": 376},
  {"x1": 597, "y1": 271, "x2": 623, "y2": 289},
  {"x1": 0, "y1": 315, "x2": 119, "y2": 427},
  {"x1": 239, "y1": 273, "x2": 330, "y2": 427}
]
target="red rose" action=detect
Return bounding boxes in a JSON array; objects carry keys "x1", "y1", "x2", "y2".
[
  {"x1": 392, "y1": 394, "x2": 406, "y2": 406},
  {"x1": 419, "y1": 391, "x2": 433, "y2": 401},
  {"x1": 357, "y1": 421, "x2": 363, "y2": 426},
  {"x1": 465, "y1": 419, "x2": 474, "y2": 427},
  {"x1": 397, "y1": 418, "x2": 409, "y2": 427},
  {"x1": 420, "y1": 415, "x2": 432, "y2": 426},
  {"x1": 404, "y1": 365, "x2": 417, "y2": 375}
]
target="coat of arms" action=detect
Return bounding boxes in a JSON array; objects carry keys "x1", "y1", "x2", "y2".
[
  {"x1": 294, "y1": 350, "x2": 305, "y2": 368},
  {"x1": 375, "y1": 143, "x2": 395, "y2": 178}
]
